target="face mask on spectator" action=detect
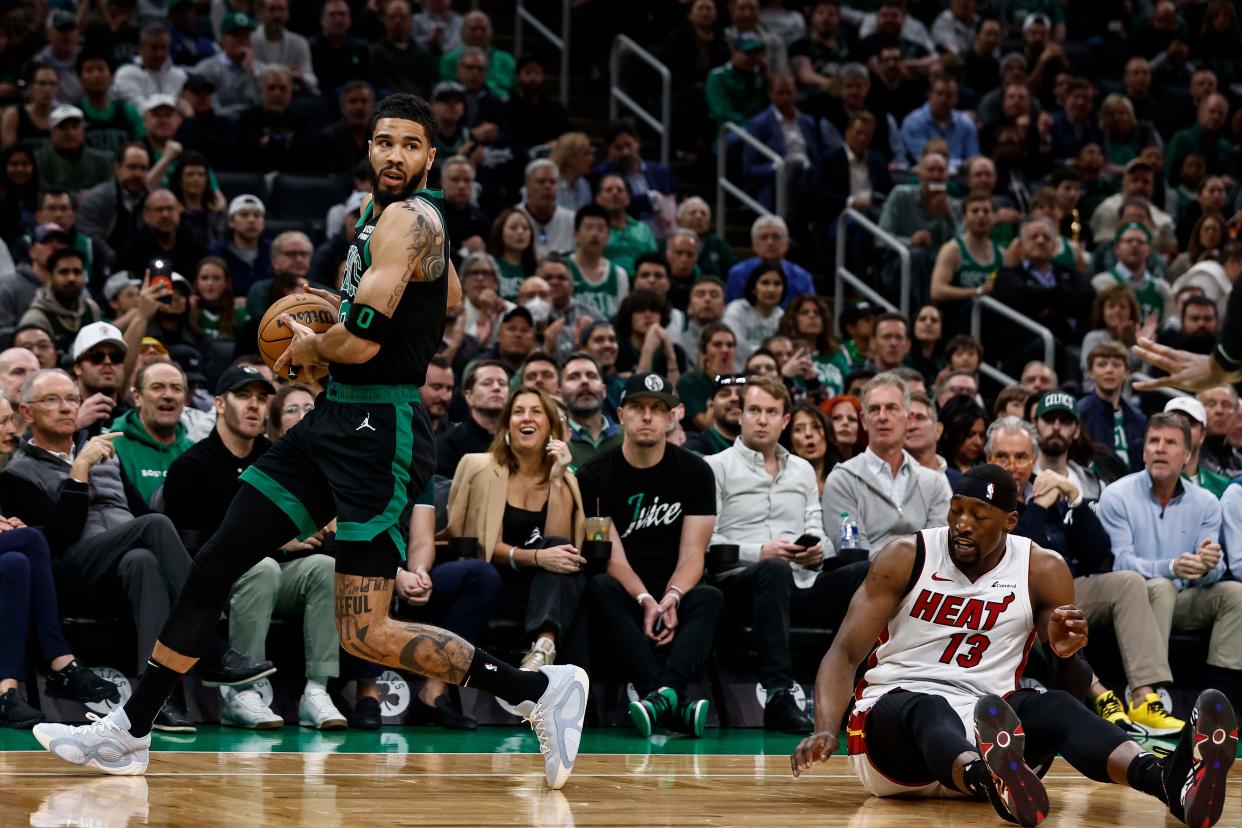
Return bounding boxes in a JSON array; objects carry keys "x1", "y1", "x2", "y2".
[{"x1": 521, "y1": 297, "x2": 552, "y2": 325}]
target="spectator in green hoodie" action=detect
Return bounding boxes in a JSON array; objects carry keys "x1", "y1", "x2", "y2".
[{"x1": 112, "y1": 358, "x2": 194, "y2": 504}]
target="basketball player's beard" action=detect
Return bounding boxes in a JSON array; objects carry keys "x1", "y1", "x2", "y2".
[{"x1": 371, "y1": 165, "x2": 427, "y2": 208}]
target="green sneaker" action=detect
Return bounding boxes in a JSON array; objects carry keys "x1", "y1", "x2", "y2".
[
  {"x1": 670, "y1": 698, "x2": 709, "y2": 738},
  {"x1": 629, "y1": 688, "x2": 677, "y2": 737}
]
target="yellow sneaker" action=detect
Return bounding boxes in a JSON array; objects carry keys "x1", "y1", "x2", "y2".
[
  {"x1": 1095, "y1": 690, "x2": 1145, "y2": 737},
  {"x1": 1128, "y1": 692, "x2": 1185, "y2": 737}
]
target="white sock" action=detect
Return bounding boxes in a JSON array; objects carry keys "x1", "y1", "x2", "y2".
[{"x1": 304, "y1": 677, "x2": 328, "y2": 696}]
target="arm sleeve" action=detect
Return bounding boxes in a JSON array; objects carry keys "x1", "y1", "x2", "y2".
[{"x1": 1099, "y1": 489, "x2": 1171, "y2": 579}]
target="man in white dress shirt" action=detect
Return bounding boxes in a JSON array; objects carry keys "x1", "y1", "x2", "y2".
[{"x1": 706, "y1": 375, "x2": 868, "y2": 733}]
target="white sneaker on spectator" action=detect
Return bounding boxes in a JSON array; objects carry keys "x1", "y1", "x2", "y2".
[
  {"x1": 298, "y1": 689, "x2": 347, "y2": 730},
  {"x1": 220, "y1": 687, "x2": 284, "y2": 730},
  {"x1": 32, "y1": 707, "x2": 150, "y2": 775},
  {"x1": 515, "y1": 664, "x2": 588, "y2": 789}
]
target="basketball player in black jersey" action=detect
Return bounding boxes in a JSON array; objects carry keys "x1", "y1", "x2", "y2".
[{"x1": 34, "y1": 95, "x2": 589, "y2": 790}]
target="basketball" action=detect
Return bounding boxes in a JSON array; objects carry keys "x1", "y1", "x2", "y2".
[{"x1": 257, "y1": 292, "x2": 338, "y2": 381}]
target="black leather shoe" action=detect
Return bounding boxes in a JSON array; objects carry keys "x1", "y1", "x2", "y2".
[
  {"x1": 412, "y1": 695, "x2": 478, "y2": 730},
  {"x1": 43, "y1": 660, "x2": 120, "y2": 704},
  {"x1": 153, "y1": 700, "x2": 196, "y2": 733},
  {"x1": 764, "y1": 687, "x2": 813, "y2": 733},
  {"x1": 349, "y1": 697, "x2": 382, "y2": 730},
  {"x1": 197, "y1": 647, "x2": 276, "y2": 688}
]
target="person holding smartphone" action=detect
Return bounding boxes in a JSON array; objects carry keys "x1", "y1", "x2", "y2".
[{"x1": 706, "y1": 374, "x2": 866, "y2": 733}]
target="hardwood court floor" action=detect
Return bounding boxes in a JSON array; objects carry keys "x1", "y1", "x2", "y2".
[{"x1": 0, "y1": 727, "x2": 1238, "y2": 827}]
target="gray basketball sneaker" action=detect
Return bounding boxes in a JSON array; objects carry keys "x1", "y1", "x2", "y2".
[
  {"x1": 516, "y1": 664, "x2": 588, "y2": 789},
  {"x1": 33, "y1": 707, "x2": 151, "y2": 776}
]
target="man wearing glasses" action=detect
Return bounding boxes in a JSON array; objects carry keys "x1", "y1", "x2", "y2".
[
  {"x1": 71, "y1": 321, "x2": 132, "y2": 439},
  {"x1": 0, "y1": 367, "x2": 273, "y2": 731}
]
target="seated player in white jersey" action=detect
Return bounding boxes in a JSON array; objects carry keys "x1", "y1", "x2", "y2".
[{"x1": 791, "y1": 464, "x2": 1237, "y2": 828}]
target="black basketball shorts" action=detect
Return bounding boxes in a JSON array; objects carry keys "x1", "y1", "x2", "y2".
[{"x1": 239, "y1": 381, "x2": 436, "y2": 576}]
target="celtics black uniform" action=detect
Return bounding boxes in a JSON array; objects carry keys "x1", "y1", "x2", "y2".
[{"x1": 239, "y1": 190, "x2": 446, "y2": 575}]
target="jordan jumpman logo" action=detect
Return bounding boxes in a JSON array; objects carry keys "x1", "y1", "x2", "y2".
[{"x1": 356, "y1": 413, "x2": 376, "y2": 432}]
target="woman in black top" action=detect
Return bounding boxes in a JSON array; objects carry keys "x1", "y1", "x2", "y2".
[
  {"x1": 446, "y1": 388, "x2": 588, "y2": 673},
  {"x1": 938, "y1": 395, "x2": 988, "y2": 484},
  {"x1": 0, "y1": 144, "x2": 39, "y2": 243}
]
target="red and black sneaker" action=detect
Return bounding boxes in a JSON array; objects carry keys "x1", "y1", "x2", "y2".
[
  {"x1": 1161, "y1": 689, "x2": 1237, "y2": 828},
  {"x1": 973, "y1": 694, "x2": 1050, "y2": 827}
]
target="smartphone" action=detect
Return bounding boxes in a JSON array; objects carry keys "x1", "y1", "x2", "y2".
[
  {"x1": 653, "y1": 615, "x2": 666, "y2": 636},
  {"x1": 149, "y1": 259, "x2": 174, "y2": 304},
  {"x1": 793, "y1": 534, "x2": 820, "y2": 549}
]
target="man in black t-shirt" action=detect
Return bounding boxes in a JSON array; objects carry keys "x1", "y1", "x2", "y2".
[{"x1": 578, "y1": 372, "x2": 723, "y2": 739}]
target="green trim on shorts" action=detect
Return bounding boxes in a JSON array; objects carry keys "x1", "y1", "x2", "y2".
[
  {"x1": 387, "y1": 525, "x2": 407, "y2": 561},
  {"x1": 327, "y1": 381, "x2": 422, "y2": 404},
  {"x1": 336, "y1": 403, "x2": 414, "y2": 543},
  {"x1": 240, "y1": 465, "x2": 320, "y2": 541}
]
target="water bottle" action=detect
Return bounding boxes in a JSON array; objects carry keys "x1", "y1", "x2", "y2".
[{"x1": 838, "y1": 512, "x2": 866, "y2": 563}]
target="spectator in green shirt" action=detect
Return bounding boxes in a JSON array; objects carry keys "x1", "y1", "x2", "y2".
[
  {"x1": 438, "y1": 11, "x2": 515, "y2": 100},
  {"x1": 1164, "y1": 93, "x2": 1235, "y2": 188},
  {"x1": 35, "y1": 105, "x2": 111, "y2": 195},
  {"x1": 597, "y1": 173, "x2": 657, "y2": 276},
  {"x1": 705, "y1": 33, "x2": 768, "y2": 134}
]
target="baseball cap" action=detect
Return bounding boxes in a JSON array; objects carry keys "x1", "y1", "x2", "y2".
[
  {"x1": 48, "y1": 105, "x2": 84, "y2": 128},
  {"x1": 140, "y1": 337, "x2": 169, "y2": 355},
  {"x1": 33, "y1": 223, "x2": 71, "y2": 244},
  {"x1": 711, "y1": 373, "x2": 747, "y2": 397},
  {"x1": 141, "y1": 93, "x2": 177, "y2": 115},
  {"x1": 183, "y1": 75, "x2": 216, "y2": 94},
  {"x1": 102, "y1": 271, "x2": 140, "y2": 301},
  {"x1": 49, "y1": 9, "x2": 77, "y2": 30},
  {"x1": 619, "y1": 371, "x2": 679, "y2": 408},
  {"x1": 228, "y1": 194, "x2": 266, "y2": 218},
  {"x1": 1165, "y1": 396, "x2": 1207, "y2": 427},
  {"x1": 1035, "y1": 390, "x2": 1079, "y2": 421},
  {"x1": 1123, "y1": 157, "x2": 1154, "y2": 175},
  {"x1": 999, "y1": 52, "x2": 1027, "y2": 71},
  {"x1": 219, "y1": 11, "x2": 255, "y2": 34},
  {"x1": 1022, "y1": 12, "x2": 1051, "y2": 31},
  {"x1": 215, "y1": 364, "x2": 276, "y2": 396},
  {"x1": 731, "y1": 32, "x2": 764, "y2": 53},
  {"x1": 501, "y1": 306, "x2": 533, "y2": 327},
  {"x1": 72, "y1": 322, "x2": 127, "y2": 362},
  {"x1": 839, "y1": 300, "x2": 875, "y2": 330},
  {"x1": 431, "y1": 80, "x2": 467, "y2": 101}
]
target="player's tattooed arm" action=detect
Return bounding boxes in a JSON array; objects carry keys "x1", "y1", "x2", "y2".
[
  {"x1": 334, "y1": 573, "x2": 475, "y2": 684},
  {"x1": 400, "y1": 198, "x2": 447, "y2": 284}
]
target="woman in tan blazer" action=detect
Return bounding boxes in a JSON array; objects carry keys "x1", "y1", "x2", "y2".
[{"x1": 447, "y1": 388, "x2": 587, "y2": 671}]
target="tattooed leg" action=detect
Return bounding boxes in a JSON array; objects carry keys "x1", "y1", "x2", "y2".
[
  {"x1": 334, "y1": 573, "x2": 550, "y2": 705},
  {"x1": 335, "y1": 574, "x2": 474, "y2": 683}
]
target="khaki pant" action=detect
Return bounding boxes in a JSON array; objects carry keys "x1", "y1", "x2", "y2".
[
  {"x1": 1074, "y1": 571, "x2": 1172, "y2": 688},
  {"x1": 228, "y1": 554, "x2": 339, "y2": 678},
  {"x1": 1146, "y1": 578, "x2": 1242, "y2": 671}
]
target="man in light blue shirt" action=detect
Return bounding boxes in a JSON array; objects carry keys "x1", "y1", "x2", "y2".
[
  {"x1": 1097, "y1": 412, "x2": 1242, "y2": 702},
  {"x1": 899, "y1": 76, "x2": 979, "y2": 170}
]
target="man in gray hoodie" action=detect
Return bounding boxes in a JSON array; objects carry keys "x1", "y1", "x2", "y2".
[
  {"x1": 823, "y1": 371, "x2": 952, "y2": 556},
  {"x1": 18, "y1": 248, "x2": 102, "y2": 355},
  {"x1": 0, "y1": 224, "x2": 71, "y2": 340}
]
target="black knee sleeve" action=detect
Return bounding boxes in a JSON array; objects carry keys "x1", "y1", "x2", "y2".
[
  {"x1": 1010, "y1": 689, "x2": 1128, "y2": 783},
  {"x1": 158, "y1": 485, "x2": 302, "y2": 656},
  {"x1": 334, "y1": 533, "x2": 404, "y2": 578},
  {"x1": 865, "y1": 692, "x2": 976, "y2": 791}
]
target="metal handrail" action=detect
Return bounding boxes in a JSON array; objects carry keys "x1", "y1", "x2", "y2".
[
  {"x1": 716, "y1": 123, "x2": 785, "y2": 238},
  {"x1": 832, "y1": 211, "x2": 896, "y2": 333},
  {"x1": 515, "y1": 0, "x2": 570, "y2": 104},
  {"x1": 1131, "y1": 372, "x2": 1189, "y2": 400},
  {"x1": 970, "y1": 294, "x2": 1055, "y2": 370},
  {"x1": 609, "y1": 36, "x2": 671, "y2": 167},
  {"x1": 833, "y1": 208, "x2": 911, "y2": 317}
]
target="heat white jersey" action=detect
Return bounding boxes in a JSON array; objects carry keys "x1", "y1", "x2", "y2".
[{"x1": 852, "y1": 526, "x2": 1037, "y2": 735}]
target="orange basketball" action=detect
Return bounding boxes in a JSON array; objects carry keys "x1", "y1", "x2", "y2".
[{"x1": 257, "y1": 292, "x2": 338, "y2": 381}]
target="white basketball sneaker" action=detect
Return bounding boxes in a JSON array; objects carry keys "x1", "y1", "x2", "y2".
[
  {"x1": 33, "y1": 707, "x2": 151, "y2": 776},
  {"x1": 515, "y1": 664, "x2": 588, "y2": 790}
]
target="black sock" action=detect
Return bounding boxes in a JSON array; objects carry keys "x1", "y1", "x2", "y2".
[
  {"x1": 464, "y1": 648, "x2": 549, "y2": 707},
  {"x1": 961, "y1": 759, "x2": 993, "y2": 800},
  {"x1": 1126, "y1": 752, "x2": 1167, "y2": 803},
  {"x1": 123, "y1": 659, "x2": 185, "y2": 738}
]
